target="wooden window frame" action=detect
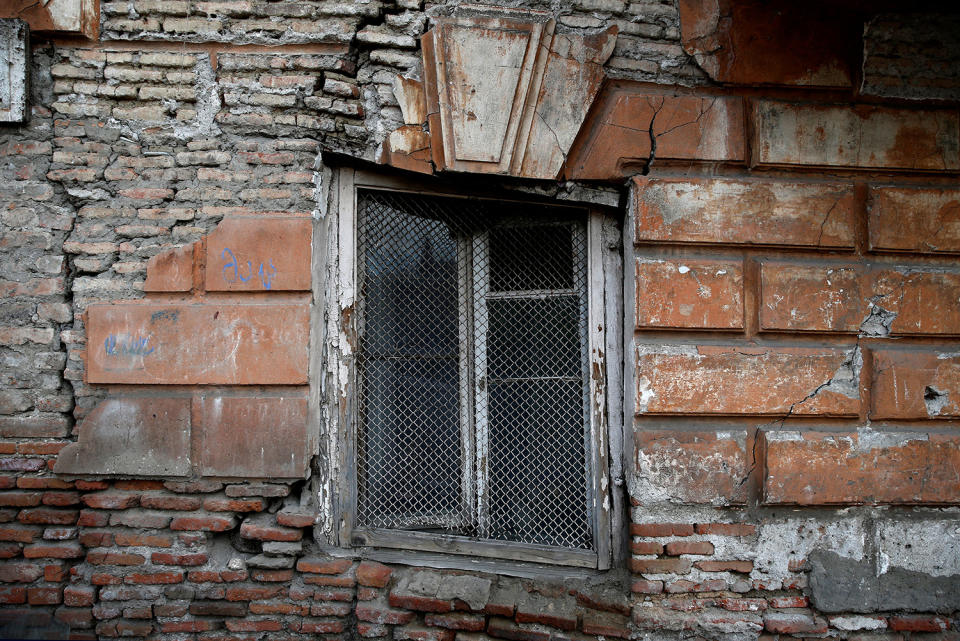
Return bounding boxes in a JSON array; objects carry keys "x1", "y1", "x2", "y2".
[{"x1": 324, "y1": 167, "x2": 623, "y2": 570}]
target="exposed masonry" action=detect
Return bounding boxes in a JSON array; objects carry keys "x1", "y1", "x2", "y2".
[{"x1": 2, "y1": 0, "x2": 960, "y2": 639}]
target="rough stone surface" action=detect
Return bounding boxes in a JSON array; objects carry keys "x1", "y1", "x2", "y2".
[
  {"x1": 54, "y1": 397, "x2": 191, "y2": 476},
  {"x1": 0, "y1": 20, "x2": 29, "y2": 123}
]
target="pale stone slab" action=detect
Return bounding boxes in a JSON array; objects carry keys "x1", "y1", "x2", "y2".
[{"x1": 0, "y1": 20, "x2": 28, "y2": 123}]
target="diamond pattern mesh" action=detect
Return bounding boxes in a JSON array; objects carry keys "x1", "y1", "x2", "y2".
[{"x1": 355, "y1": 189, "x2": 592, "y2": 551}]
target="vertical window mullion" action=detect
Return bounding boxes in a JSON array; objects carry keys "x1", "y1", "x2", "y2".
[
  {"x1": 472, "y1": 230, "x2": 491, "y2": 539},
  {"x1": 457, "y1": 236, "x2": 477, "y2": 532}
]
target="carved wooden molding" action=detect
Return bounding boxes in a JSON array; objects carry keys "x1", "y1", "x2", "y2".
[{"x1": 383, "y1": 5, "x2": 616, "y2": 181}]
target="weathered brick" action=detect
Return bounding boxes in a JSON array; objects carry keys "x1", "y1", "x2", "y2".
[
  {"x1": 394, "y1": 624, "x2": 454, "y2": 641},
  {"x1": 124, "y1": 571, "x2": 184, "y2": 584},
  {"x1": 28, "y1": 586, "x2": 62, "y2": 605},
  {"x1": 86, "y1": 551, "x2": 145, "y2": 566},
  {"x1": 872, "y1": 350, "x2": 960, "y2": 419},
  {"x1": 239, "y1": 520, "x2": 302, "y2": 541},
  {"x1": 22, "y1": 542, "x2": 84, "y2": 559},
  {"x1": 567, "y1": 94, "x2": 745, "y2": 179},
  {"x1": 17, "y1": 508, "x2": 78, "y2": 525},
  {"x1": 764, "y1": 430, "x2": 960, "y2": 505},
  {"x1": 633, "y1": 177, "x2": 855, "y2": 248},
  {"x1": 85, "y1": 304, "x2": 310, "y2": 385},
  {"x1": 629, "y1": 557, "x2": 692, "y2": 574},
  {"x1": 0, "y1": 562, "x2": 43, "y2": 583},
  {"x1": 425, "y1": 613, "x2": 486, "y2": 631},
  {"x1": 695, "y1": 560, "x2": 754, "y2": 573},
  {"x1": 763, "y1": 610, "x2": 828, "y2": 635},
  {"x1": 753, "y1": 100, "x2": 959, "y2": 171},
  {"x1": 694, "y1": 523, "x2": 756, "y2": 537},
  {"x1": 636, "y1": 345, "x2": 860, "y2": 416},
  {"x1": 632, "y1": 430, "x2": 747, "y2": 505},
  {"x1": 664, "y1": 541, "x2": 714, "y2": 555},
  {"x1": 170, "y1": 515, "x2": 236, "y2": 532},
  {"x1": 357, "y1": 603, "x2": 416, "y2": 624},
  {"x1": 151, "y1": 552, "x2": 208, "y2": 566},
  {"x1": 869, "y1": 186, "x2": 960, "y2": 254},
  {"x1": 630, "y1": 523, "x2": 694, "y2": 537},
  {"x1": 297, "y1": 557, "x2": 353, "y2": 575},
  {"x1": 636, "y1": 259, "x2": 743, "y2": 329},
  {"x1": 80, "y1": 493, "x2": 139, "y2": 510},
  {"x1": 664, "y1": 578, "x2": 727, "y2": 593},
  {"x1": 356, "y1": 561, "x2": 392, "y2": 587},
  {"x1": 888, "y1": 615, "x2": 949, "y2": 632}
]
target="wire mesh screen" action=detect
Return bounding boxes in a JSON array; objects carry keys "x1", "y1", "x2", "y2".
[{"x1": 355, "y1": 189, "x2": 593, "y2": 551}]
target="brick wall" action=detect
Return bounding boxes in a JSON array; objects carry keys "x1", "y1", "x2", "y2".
[{"x1": 0, "y1": 0, "x2": 959, "y2": 639}]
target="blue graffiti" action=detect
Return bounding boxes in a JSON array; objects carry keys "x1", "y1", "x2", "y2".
[
  {"x1": 104, "y1": 333, "x2": 155, "y2": 357},
  {"x1": 221, "y1": 247, "x2": 278, "y2": 290}
]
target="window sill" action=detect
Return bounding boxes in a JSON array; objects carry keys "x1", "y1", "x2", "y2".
[{"x1": 351, "y1": 527, "x2": 599, "y2": 569}]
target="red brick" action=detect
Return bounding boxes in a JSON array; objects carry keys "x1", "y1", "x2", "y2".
[
  {"x1": 869, "y1": 186, "x2": 960, "y2": 254},
  {"x1": 64, "y1": 586, "x2": 95, "y2": 607},
  {"x1": 0, "y1": 586, "x2": 26, "y2": 603},
  {"x1": 763, "y1": 611, "x2": 828, "y2": 635},
  {"x1": 873, "y1": 270, "x2": 960, "y2": 335},
  {"x1": 357, "y1": 603, "x2": 416, "y2": 624},
  {"x1": 665, "y1": 541, "x2": 714, "y2": 556},
  {"x1": 151, "y1": 552, "x2": 208, "y2": 566},
  {"x1": 629, "y1": 558, "x2": 691, "y2": 574},
  {"x1": 566, "y1": 94, "x2": 745, "y2": 180},
  {"x1": 190, "y1": 600, "x2": 248, "y2": 616},
  {"x1": 251, "y1": 568, "x2": 294, "y2": 582},
  {"x1": 516, "y1": 609, "x2": 577, "y2": 631},
  {"x1": 630, "y1": 541, "x2": 663, "y2": 555},
  {"x1": 636, "y1": 259, "x2": 743, "y2": 330},
  {"x1": 394, "y1": 624, "x2": 454, "y2": 641},
  {"x1": 28, "y1": 586, "x2": 62, "y2": 604},
  {"x1": 0, "y1": 562, "x2": 42, "y2": 582},
  {"x1": 40, "y1": 491, "x2": 79, "y2": 506},
  {"x1": 0, "y1": 542, "x2": 19, "y2": 558},
  {"x1": 888, "y1": 615, "x2": 949, "y2": 632},
  {"x1": 695, "y1": 523, "x2": 756, "y2": 536},
  {"x1": 113, "y1": 532, "x2": 172, "y2": 547},
  {"x1": 277, "y1": 510, "x2": 314, "y2": 527},
  {"x1": 309, "y1": 602, "x2": 351, "y2": 616},
  {"x1": 694, "y1": 560, "x2": 754, "y2": 573},
  {"x1": 91, "y1": 573, "x2": 122, "y2": 586},
  {"x1": 85, "y1": 303, "x2": 310, "y2": 385},
  {"x1": 74, "y1": 481, "x2": 108, "y2": 491},
  {"x1": 55, "y1": 606, "x2": 94, "y2": 628},
  {"x1": 239, "y1": 520, "x2": 301, "y2": 541},
  {"x1": 161, "y1": 620, "x2": 215, "y2": 633},
  {"x1": 297, "y1": 557, "x2": 353, "y2": 574},
  {"x1": 633, "y1": 430, "x2": 748, "y2": 505},
  {"x1": 312, "y1": 588, "x2": 354, "y2": 601},
  {"x1": 23, "y1": 542, "x2": 84, "y2": 558},
  {"x1": 170, "y1": 515, "x2": 236, "y2": 532},
  {"x1": 77, "y1": 510, "x2": 109, "y2": 527},
  {"x1": 202, "y1": 497, "x2": 266, "y2": 512},
  {"x1": 763, "y1": 431, "x2": 960, "y2": 505},
  {"x1": 20, "y1": 442, "x2": 69, "y2": 456},
  {"x1": 225, "y1": 618, "x2": 283, "y2": 632},
  {"x1": 138, "y1": 495, "x2": 202, "y2": 511},
  {"x1": 425, "y1": 613, "x2": 486, "y2": 631},
  {"x1": 204, "y1": 217, "x2": 312, "y2": 292},
  {"x1": 225, "y1": 586, "x2": 285, "y2": 601},
  {"x1": 358, "y1": 622, "x2": 389, "y2": 637},
  {"x1": 716, "y1": 598, "x2": 768, "y2": 612},
  {"x1": 17, "y1": 508, "x2": 78, "y2": 525},
  {"x1": 44, "y1": 564, "x2": 66, "y2": 582},
  {"x1": 582, "y1": 612, "x2": 630, "y2": 638},
  {"x1": 872, "y1": 350, "x2": 960, "y2": 419},
  {"x1": 759, "y1": 263, "x2": 863, "y2": 333},
  {"x1": 0, "y1": 460, "x2": 46, "y2": 474},
  {"x1": 636, "y1": 346, "x2": 860, "y2": 416},
  {"x1": 86, "y1": 551, "x2": 145, "y2": 566},
  {"x1": 121, "y1": 605, "x2": 152, "y2": 619},
  {"x1": 118, "y1": 187, "x2": 174, "y2": 200},
  {"x1": 357, "y1": 586, "x2": 378, "y2": 600},
  {"x1": 304, "y1": 574, "x2": 356, "y2": 587},
  {"x1": 356, "y1": 561, "x2": 392, "y2": 587},
  {"x1": 124, "y1": 571, "x2": 184, "y2": 584},
  {"x1": 767, "y1": 596, "x2": 808, "y2": 608},
  {"x1": 632, "y1": 177, "x2": 855, "y2": 248},
  {"x1": 630, "y1": 523, "x2": 694, "y2": 537},
  {"x1": 109, "y1": 510, "x2": 172, "y2": 529},
  {"x1": 79, "y1": 532, "x2": 113, "y2": 547},
  {"x1": 487, "y1": 617, "x2": 551, "y2": 641},
  {"x1": 752, "y1": 101, "x2": 959, "y2": 171},
  {"x1": 144, "y1": 244, "x2": 194, "y2": 292},
  {"x1": 0, "y1": 525, "x2": 39, "y2": 542},
  {"x1": 664, "y1": 578, "x2": 727, "y2": 593},
  {"x1": 199, "y1": 395, "x2": 310, "y2": 478},
  {"x1": 389, "y1": 592, "x2": 454, "y2": 613},
  {"x1": 296, "y1": 619, "x2": 346, "y2": 634},
  {"x1": 17, "y1": 478, "x2": 73, "y2": 490},
  {"x1": 0, "y1": 492, "x2": 42, "y2": 507}
]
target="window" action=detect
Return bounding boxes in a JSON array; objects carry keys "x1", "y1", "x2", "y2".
[{"x1": 330, "y1": 169, "x2": 617, "y2": 569}]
